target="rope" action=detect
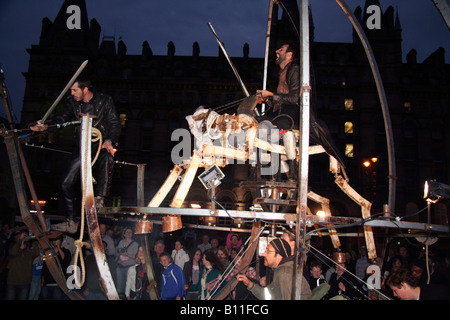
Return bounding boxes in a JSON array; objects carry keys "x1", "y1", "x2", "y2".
[{"x1": 73, "y1": 126, "x2": 102, "y2": 289}]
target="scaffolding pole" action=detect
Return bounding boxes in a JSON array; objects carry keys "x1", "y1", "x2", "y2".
[{"x1": 293, "y1": 0, "x2": 310, "y2": 300}]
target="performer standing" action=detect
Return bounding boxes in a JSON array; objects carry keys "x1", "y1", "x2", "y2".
[{"x1": 30, "y1": 78, "x2": 121, "y2": 233}]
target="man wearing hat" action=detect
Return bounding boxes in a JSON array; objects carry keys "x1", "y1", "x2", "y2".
[{"x1": 237, "y1": 238, "x2": 311, "y2": 300}]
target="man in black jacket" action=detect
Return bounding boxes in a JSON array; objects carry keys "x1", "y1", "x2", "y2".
[
  {"x1": 30, "y1": 79, "x2": 121, "y2": 233},
  {"x1": 257, "y1": 41, "x2": 300, "y2": 130},
  {"x1": 256, "y1": 41, "x2": 345, "y2": 172}
]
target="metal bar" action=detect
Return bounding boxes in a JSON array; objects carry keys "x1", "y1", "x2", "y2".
[
  {"x1": 38, "y1": 60, "x2": 88, "y2": 124},
  {"x1": 432, "y1": 0, "x2": 450, "y2": 31},
  {"x1": 336, "y1": 0, "x2": 397, "y2": 213},
  {"x1": 293, "y1": 0, "x2": 310, "y2": 300},
  {"x1": 99, "y1": 206, "x2": 450, "y2": 233},
  {"x1": 262, "y1": 0, "x2": 275, "y2": 114},
  {"x1": 208, "y1": 22, "x2": 249, "y2": 97},
  {"x1": 80, "y1": 114, "x2": 119, "y2": 300}
]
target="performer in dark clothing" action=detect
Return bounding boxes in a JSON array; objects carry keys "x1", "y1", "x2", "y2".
[
  {"x1": 387, "y1": 267, "x2": 450, "y2": 300},
  {"x1": 256, "y1": 41, "x2": 345, "y2": 168},
  {"x1": 30, "y1": 79, "x2": 121, "y2": 233}
]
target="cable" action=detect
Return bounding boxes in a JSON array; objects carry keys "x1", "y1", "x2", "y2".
[{"x1": 308, "y1": 244, "x2": 392, "y2": 300}]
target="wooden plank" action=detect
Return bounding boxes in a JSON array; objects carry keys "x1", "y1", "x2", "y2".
[
  {"x1": 170, "y1": 150, "x2": 201, "y2": 208},
  {"x1": 147, "y1": 165, "x2": 183, "y2": 207},
  {"x1": 307, "y1": 191, "x2": 341, "y2": 249},
  {"x1": 335, "y1": 175, "x2": 377, "y2": 259},
  {"x1": 202, "y1": 145, "x2": 248, "y2": 162}
]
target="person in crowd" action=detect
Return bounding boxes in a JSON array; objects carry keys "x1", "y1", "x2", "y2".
[
  {"x1": 197, "y1": 234, "x2": 211, "y2": 253},
  {"x1": 159, "y1": 252, "x2": 186, "y2": 300},
  {"x1": 134, "y1": 246, "x2": 152, "y2": 300},
  {"x1": 115, "y1": 228, "x2": 138, "y2": 297},
  {"x1": 125, "y1": 256, "x2": 139, "y2": 300},
  {"x1": 325, "y1": 258, "x2": 365, "y2": 300},
  {"x1": 398, "y1": 245, "x2": 413, "y2": 269},
  {"x1": 355, "y1": 246, "x2": 371, "y2": 280},
  {"x1": 226, "y1": 232, "x2": 242, "y2": 252},
  {"x1": 6, "y1": 229, "x2": 40, "y2": 300},
  {"x1": 387, "y1": 267, "x2": 450, "y2": 300},
  {"x1": 151, "y1": 239, "x2": 166, "y2": 297},
  {"x1": 100, "y1": 223, "x2": 116, "y2": 258},
  {"x1": 40, "y1": 234, "x2": 72, "y2": 300},
  {"x1": 308, "y1": 261, "x2": 326, "y2": 290},
  {"x1": 187, "y1": 249, "x2": 225, "y2": 300},
  {"x1": 28, "y1": 243, "x2": 44, "y2": 300},
  {"x1": 411, "y1": 257, "x2": 450, "y2": 287},
  {"x1": 210, "y1": 238, "x2": 219, "y2": 250},
  {"x1": 171, "y1": 240, "x2": 190, "y2": 270},
  {"x1": 181, "y1": 226, "x2": 197, "y2": 253},
  {"x1": 183, "y1": 248, "x2": 203, "y2": 300},
  {"x1": 216, "y1": 246, "x2": 231, "y2": 269},
  {"x1": 237, "y1": 238, "x2": 312, "y2": 300}
]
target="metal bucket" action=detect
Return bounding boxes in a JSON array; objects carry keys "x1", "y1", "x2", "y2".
[
  {"x1": 135, "y1": 218, "x2": 153, "y2": 234},
  {"x1": 162, "y1": 215, "x2": 182, "y2": 232},
  {"x1": 333, "y1": 252, "x2": 346, "y2": 264}
]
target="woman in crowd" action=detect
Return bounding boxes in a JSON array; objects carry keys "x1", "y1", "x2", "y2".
[
  {"x1": 183, "y1": 248, "x2": 203, "y2": 300},
  {"x1": 187, "y1": 249, "x2": 225, "y2": 300}
]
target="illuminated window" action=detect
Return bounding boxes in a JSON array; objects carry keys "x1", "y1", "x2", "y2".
[
  {"x1": 344, "y1": 99, "x2": 354, "y2": 110},
  {"x1": 344, "y1": 121, "x2": 354, "y2": 134},
  {"x1": 404, "y1": 101, "x2": 411, "y2": 113},
  {"x1": 345, "y1": 144, "x2": 354, "y2": 157},
  {"x1": 119, "y1": 113, "x2": 127, "y2": 127}
]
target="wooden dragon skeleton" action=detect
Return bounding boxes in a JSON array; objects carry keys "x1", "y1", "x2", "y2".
[{"x1": 147, "y1": 95, "x2": 377, "y2": 266}]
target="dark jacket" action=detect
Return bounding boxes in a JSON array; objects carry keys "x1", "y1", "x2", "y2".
[
  {"x1": 54, "y1": 91, "x2": 121, "y2": 147},
  {"x1": 272, "y1": 62, "x2": 300, "y2": 106},
  {"x1": 7, "y1": 239, "x2": 40, "y2": 285},
  {"x1": 249, "y1": 257, "x2": 312, "y2": 300}
]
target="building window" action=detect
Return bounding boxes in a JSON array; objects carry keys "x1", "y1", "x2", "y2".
[
  {"x1": 344, "y1": 99, "x2": 354, "y2": 111},
  {"x1": 345, "y1": 144, "x2": 354, "y2": 157},
  {"x1": 119, "y1": 113, "x2": 127, "y2": 128},
  {"x1": 404, "y1": 101, "x2": 411, "y2": 113},
  {"x1": 344, "y1": 121, "x2": 354, "y2": 134}
]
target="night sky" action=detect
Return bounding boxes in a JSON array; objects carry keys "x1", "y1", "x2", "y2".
[{"x1": 0, "y1": 0, "x2": 449, "y2": 123}]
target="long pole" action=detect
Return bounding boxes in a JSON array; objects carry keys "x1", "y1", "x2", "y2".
[
  {"x1": 262, "y1": 0, "x2": 274, "y2": 115},
  {"x1": 208, "y1": 22, "x2": 260, "y2": 117},
  {"x1": 208, "y1": 22, "x2": 249, "y2": 97},
  {"x1": 293, "y1": 0, "x2": 310, "y2": 300},
  {"x1": 431, "y1": 0, "x2": 450, "y2": 31},
  {"x1": 38, "y1": 60, "x2": 88, "y2": 124},
  {"x1": 336, "y1": 0, "x2": 396, "y2": 212}
]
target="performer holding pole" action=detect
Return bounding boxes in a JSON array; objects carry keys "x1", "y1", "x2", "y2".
[{"x1": 30, "y1": 78, "x2": 121, "y2": 233}]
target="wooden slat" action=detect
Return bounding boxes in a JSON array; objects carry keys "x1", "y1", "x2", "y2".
[
  {"x1": 170, "y1": 150, "x2": 201, "y2": 208},
  {"x1": 335, "y1": 175, "x2": 377, "y2": 259}
]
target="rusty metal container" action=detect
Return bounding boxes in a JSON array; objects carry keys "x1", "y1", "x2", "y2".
[
  {"x1": 333, "y1": 252, "x2": 346, "y2": 264},
  {"x1": 135, "y1": 218, "x2": 154, "y2": 234},
  {"x1": 162, "y1": 215, "x2": 182, "y2": 232}
]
